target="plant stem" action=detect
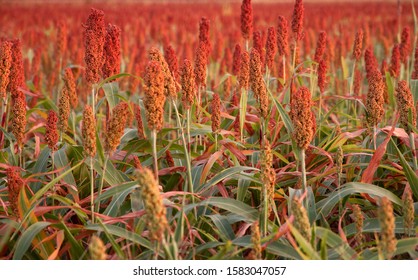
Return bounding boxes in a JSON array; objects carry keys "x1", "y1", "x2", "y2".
[
  {"x1": 96, "y1": 154, "x2": 109, "y2": 214},
  {"x1": 410, "y1": 132, "x2": 417, "y2": 171},
  {"x1": 90, "y1": 157, "x2": 95, "y2": 223},
  {"x1": 301, "y1": 148, "x2": 307, "y2": 193},
  {"x1": 151, "y1": 129, "x2": 159, "y2": 185},
  {"x1": 91, "y1": 84, "x2": 96, "y2": 116},
  {"x1": 172, "y1": 101, "x2": 194, "y2": 195},
  {"x1": 373, "y1": 126, "x2": 377, "y2": 151}
]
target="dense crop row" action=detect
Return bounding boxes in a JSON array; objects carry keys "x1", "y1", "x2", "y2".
[{"x1": 0, "y1": 0, "x2": 417, "y2": 260}]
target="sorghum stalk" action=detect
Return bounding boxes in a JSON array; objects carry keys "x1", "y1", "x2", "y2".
[
  {"x1": 238, "y1": 51, "x2": 250, "y2": 142},
  {"x1": 260, "y1": 137, "x2": 275, "y2": 236},
  {"x1": 211, "y1": 93, "x2": 221, "y2": 150}
]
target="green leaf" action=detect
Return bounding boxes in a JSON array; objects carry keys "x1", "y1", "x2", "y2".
[
  {"x1": 207, "y1": 214, "x2": 235, "y2": 241},
  {"x1": 315, "y1": 227, "x2": 357, "y2": 260},
  {"x1": 391, "y1": 138, "x2": 418, "y2": 200},
  {"x1": 200, "y1": 197, "x2": 258, "y2": 222},
  {"x1": 85, "y1": 223, "x2": 152, "y2": 251},
  {"x1": 29, "y1": 147, "x2": 50, "y2": 192},
  {"x1": 98, "y1": 181, "x2": 138, "y2": 202},
  {"x1": 102, "y1": 82, "x2": 120, "y2": 111},
  {"x1": 59, "y1": 221, "x2": 85, "y2": 259},
  {"x1": 316, "y1": 182, "x2": 402, "y2": 219},
  {"x1": 13, "y1": 222, "x2": 51, "y2": 260},
  {"x1": 344, "y1": 217, "x2": 418, "y2": 236},
  {"x1": 53, "y1": 145, "x2": 77, "y2": 187},
  {"x1": 197, "y1": 166, "x2": 258, "y2": 193},
  {"x1": 97, "y1": 73, "x2": 134, "y2": 88},
  {"x1": 385, "y1": 72, "x2": 396, "y2": 108}
]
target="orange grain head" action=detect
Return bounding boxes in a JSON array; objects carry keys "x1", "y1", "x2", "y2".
[
  {"x1": 0, "y1": 40, "x2": 12, "y2": 98},
  {"x1": 180, "y1": 58, "x2": 195, "y2": 110},
  {"x1": 102, "y1": 23, "x2": 121, "y2": 80},
  {"x1": 395, "y1": 80, "x2": 416, "y2": 133},
  {"x1": 290, "y1": 87, "x2": 315, "y2": 150},
  {"x1": 144, "y1": 61, "x2": 165, "y2": 132},
  {"x1": 82, "y1": 105, "x2": 97, "y2": 158},
  {"x1": 45, "y1": 110, "x2": 59, "y2": 151},
  {"x1": 83, "y1": 8, "x2": 105, "y2": 84},
  {"x1": 240, "y1": 0, "x2": 253, "y2": 40}
]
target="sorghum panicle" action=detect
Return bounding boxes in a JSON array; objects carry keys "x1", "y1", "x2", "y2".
[
  {"x1": 291, "y1": 0, "x2": 304, "y2": 41},
  {"x1": 164, "y1": 45, "x2": 179, "y2": 82},
  {"x1": 8, "y1": 39, "x2": 25, "y2": 98},
  {"x1": 265, "y1": 27, "x2": 277, "y2": 70},
  {"x1": 352, "y1": 29, "x2": 363, "y2": 61},
  {"x1": 402, "y1": 187, "x2": 414, "y2": 235},
  {"x1": 291, "y1": 197, "x2": 311, "y2": 241},
  {"x1": 250, "y1": 221, "x2": 262, "y2": 260},
  {"x1": 82, "y1": 105, "x2": 97, "y2": 157},
  {"x1": 0, "y1": 40, "x2": 12, "y2": 98},
  {"x1": 104, "y1": 102, "x2": 129, "y2": 154},
  {"x1": 399, "y1": 27, "x2": 411, "y2": 64},
  {"x1": 102, "y1": 24, "x2": 121, "y2": 80},
  {"x1": 232, "y1": 44, "x2": 242, "y2": 76},
  {"x1": 63, "y1": 68, "x2": 78, "y2": 108},
  {"x1": 317, "y1": 58, "x2": 328, "y2": 93},
  {"x1": 352, "y1": 204, "x2": 364, "y2": 245},
  {"x1": 389, "y1": 44, "x2": 400, "y2": 78},
  {"x1": 277, "y1": 16, "x2": 289, "y2": 57},
  {"x1": 149, "y1": 47, "x2": 176, "y2": 99},
  {"x1": 250, "y1": 49, "x2": 268, "y2": 118},
  {"x1": 45, "y1": 110, "x2": 59, "y2": 151},
  {"x1": 290, "y1": 87, "x2": 315, "y2": 150},
  {"x1": 395, "y1": 80, "x2": 416, "y2": 133},
  {"x1": 239, "y1": 51, "x2": 250, "y2": 90},
  {"x1": 180, "y1": 59, "x2": 195, "y2": 110},
  {"x1": 89, "y1": 235, "x2": 107, "y2": 260},
  {"x1": 365, "y1": 70, "x2": 385, "y2": 128},
  {"x1": 378, "y1": 197, "x2": 396, "y2": 259},
  {"x1": 144, "y1": 61, "x2": 165, "y2": 132},
  {"x1": 7, "y1": 167, "x2": 24, "y2": 218},
  {"x1": 11, "y1": 91, "x2": 26, "y2": 148},
  {"x1": 314, "y1": 31, "x2": 327, "y2": 63},
  {"x1": 194, "y1": 41, "x2": 208, "y2": 90},
  {"x1": 136, "y1": 167, "x2": 168, "y2": 242},
  {"x1": 83, "y1": 8, "x2": 105, "y2": 84},
  {"x1": 240, "y1": 0, "x2": 253, "y2": 41},
  {"x1": 58, "y1": 88, "x2": 70, "y2": 133}
]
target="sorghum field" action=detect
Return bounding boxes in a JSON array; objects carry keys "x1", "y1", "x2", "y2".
[{"x1": 0, "y1": 0, "x2": 417, "y2": 260}]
